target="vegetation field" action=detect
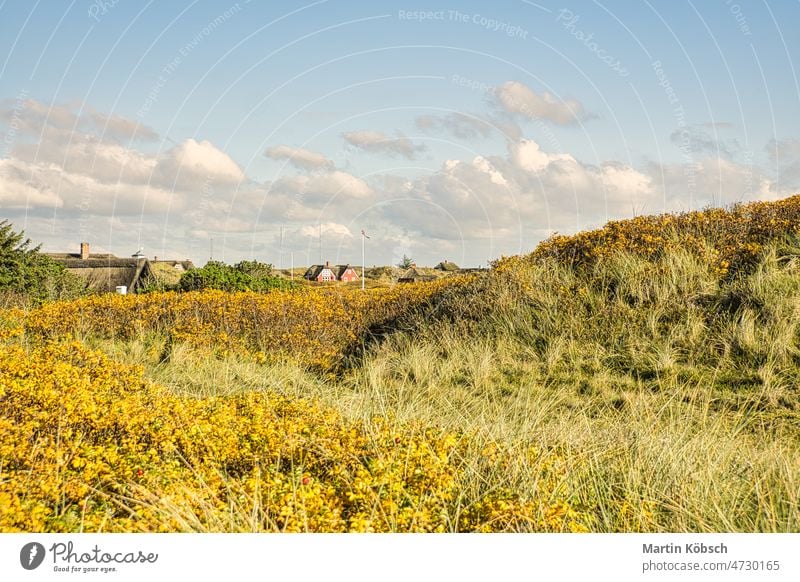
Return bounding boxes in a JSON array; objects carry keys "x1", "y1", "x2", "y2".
[{"x1": 2, "y1": 195, "x2": 800, "y2": 532}]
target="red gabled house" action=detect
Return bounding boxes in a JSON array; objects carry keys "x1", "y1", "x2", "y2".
[
  {"x1": 304, "y1": 261, "x2": 337, "y2": 282},
  {"x1": 335, "y1": 264, "x2": 359, "y2": 282},
  {"x1": 303, "y1": 261, "x2": 360, "y2": 282}
]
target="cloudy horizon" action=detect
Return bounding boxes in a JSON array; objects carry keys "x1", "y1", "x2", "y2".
[{"x1": 1, "y1": 1, "x2": 798, "y2": 268}]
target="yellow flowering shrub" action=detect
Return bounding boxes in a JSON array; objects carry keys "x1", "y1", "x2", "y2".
[
  {"x1": 20, "y1": 279, "x2": 471, "y2": 370},
  {"x1": 495, "y1": 194, "x2": 800, "y2": 277},
  {"x1": 0, "y1": 340, "x2": 589, "y2": 532}
]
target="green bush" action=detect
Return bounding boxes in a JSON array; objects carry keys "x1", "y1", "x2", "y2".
[{"x1": 178, "y1": 260, "x2": 295, "y2": 293}]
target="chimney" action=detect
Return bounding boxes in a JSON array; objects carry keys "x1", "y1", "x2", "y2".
[
  {"x1": 325, "y1": 260, "x2": 329, "y2": 267},
  {"x1": 80, "y1": 242, "x2": 90, "y2": 260}
]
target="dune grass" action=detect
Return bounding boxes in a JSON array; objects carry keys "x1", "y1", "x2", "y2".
[{"x1": 80, "y1": 238, "x2": 800, "y2": 532}]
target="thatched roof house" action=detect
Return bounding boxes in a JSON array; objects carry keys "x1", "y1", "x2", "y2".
[
  {"x1": 47, "y1": 243, "x2": 193, "y2": 293},
  {"x1": 398, "y1": 267, "x2": 437, "y2": 283},
  {"x1": 304, "y1": 262, "x2": 337, "y2": 282},
  {"x1": 333, "y1": 264, "x2": 359, "y2": 282},
  {"x1": 434, "y1": 260, "x2": 460, "y2": 272}
]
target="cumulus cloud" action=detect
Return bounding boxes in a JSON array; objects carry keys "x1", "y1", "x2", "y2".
[
  {"x1": 265, "y1": 144, "x2": 333, "y2": 171},
  {"x1": 600, "y1": 163, "x2": 655, "y2": 203},
  {"x1": 494, "y1": 81, "x2": 587, "y2": 125},
  {"x1": 0, "y1": 100, "x2": 244, "y2": 219},
  {"x1": 0, "y1": 159, "x2": 63, "y2": 208},
  {"x1": 299, "y1": 222, "x2": 353, "y2": 238},
  {"x1": 0, "y1": 157, "x2": 177, "y2": 215},
  {"x1": 374, "y1": 136, "x2": 668, "y2": 249},
  {"x1": 12, "y1": 135, "x2": 241, "y2": 194},
  {"x1": 508, "y1": 139, "x2": 577, "y2": 173},
  {"x1": 342, "y1": 130, "x2": 426, "y2": 159},
  {"x1": 274, "y1": 170, "x2": 373, "y2": 206},
  {"x1": 11, "y1": 139, "x2": 158, "y2": 185},
  {"x1": 2, "y1": 99, "x2": 796, "y2": 267},
  {"x1": 260, "y1": 222, "x2": 360, "y2": 264},
  {"x1": 154, "y1": 139, "x2": 244, "y2": 190}
]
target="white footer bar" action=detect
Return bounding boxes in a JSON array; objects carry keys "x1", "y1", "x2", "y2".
[{"x1": 1, "y1": 533, "x2": 797, "y2": 581}]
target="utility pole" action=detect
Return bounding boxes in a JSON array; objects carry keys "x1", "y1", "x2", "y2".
[
  {"x1": 279, "y1": 226, "x2": 284, "y2": 270},
  {"x1": 209, "y1": 236, "x2": 213, "y2": 261},
  {"x1": 361, "y1": 230, "x2": 370, "y2": 291}
]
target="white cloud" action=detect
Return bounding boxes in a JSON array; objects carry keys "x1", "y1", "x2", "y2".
[
  {"x1": 342, "y1": 130, "x2": 426, "y2": 159},
  {"x1": 377, "y1": 138, "x2": 665, "y2": 246},
  {"x1": 600, "y1": 163, "x2": 654, "y2": 199},
  {"x1": 2, "y1": 99, "x2": 78, "y2": 133},
  {"x1": 265, "y1": 144, "x2": 333, "y2": 171},
  {"x1": 154, "y1": 139, "x2": 244, "y2": 190},
  {"x1": 0, "y1": 159, "x2": 63, "y2": 208},
  {"x1": 275, "y1": 170, "x2": 373, "y2": 203},
  {"x1": 299, "y1": 222, "x2": 353, "y2": 238},
  {"x1": 472, "y1": 156, "x2": 507, "y2": 185},
  {"x1": 0, "y1": 98, "x2": 158, "y2": 142},
  {"x1": 494, "y1": 81, "x2": 586, "y2": 125},
  {"x1": 9, "y1": 136, "x2": 159, "y2": 187},
  {"x1": 0, "y1": 100, "x2": 225, "y2": 213},
  {"x1": 2, "y1": 100, "x2": 797, "y2": 267},
  {"x1": 509, "y1": 139, "x2": 575, "y2": 173}
]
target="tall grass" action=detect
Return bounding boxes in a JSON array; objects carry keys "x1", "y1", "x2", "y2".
[{"x1": 92, "y1": 239, "x2": 800, "y2": 531}]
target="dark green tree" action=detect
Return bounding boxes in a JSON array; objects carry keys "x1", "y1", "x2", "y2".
[
  {"x1": 397, "y1": 254, "x2": 414, "y2": 269},
  {"x1": 0, "y1": 219, "x2": 85, "y2": 303}
]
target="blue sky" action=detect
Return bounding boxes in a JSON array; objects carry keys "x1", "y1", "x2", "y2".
[{"x1": 1, "y1": 0, "x2": 799, "y2": 267}]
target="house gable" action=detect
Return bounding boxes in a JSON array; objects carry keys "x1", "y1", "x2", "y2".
[
  {"x1": 335, "y1": 264, "x2": 359, "y2": 282},
  {"x1": 305, "y1": 262, "x2": 359, "y2": 282},
  {"x1": 304, "y1": 265, "x2": 335, "y2": 281}
]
